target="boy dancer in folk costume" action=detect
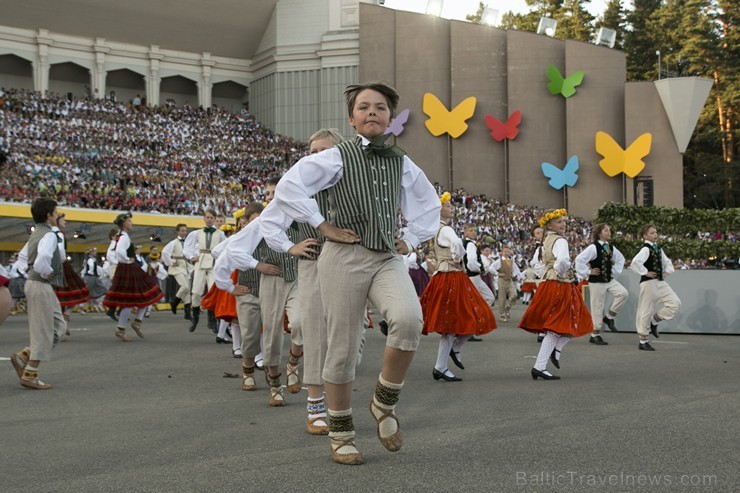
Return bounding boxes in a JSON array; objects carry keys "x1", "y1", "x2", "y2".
[
  {"x1": 10, "y1": 198, "x2": 66, "y2": 389},
  {"x1": 260, "y1": 128, "x2": 342, "y2": 436},
  {"x1": 420, "y1": 193, "x2": 496, "y2": 382},
  {"x1": 214, "y1": 202, "x2": 272, "y2": 387},
  {"x1": 184, "y1": 209, "x2": 226, "y2": 333},
  {"x1": 575, "y1": 223, "x2": 628, "y2": 346},
  {"x1": 82, "y1": 248, "x2": 108, "y2": 313},
  {"x1": 491, "y1": 245, "x2": 521, "y2": 322},
  {"x1": 103, "y1": 213, "x2": 164, "y2": 341},
  {"x1": 462, "y1": 224, "x2": 497, "y2": 310},
  {"x1": 267, "y1": 82, "x2": 440, "y2": 465},
  {"x1": 162, "y1": 224, "x2": 192, "y2": 320},
  {"x1": 519, "y1": 209, "x2": 593, "y2": 380},
  {"x1": 630, "y1": 224, "x2": 681, "y2": 351}
]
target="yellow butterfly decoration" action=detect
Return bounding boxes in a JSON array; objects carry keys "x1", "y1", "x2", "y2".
[
  {"x1": 595, "y1": 131, "x2": 652, "y2": 178},
  {"x1": 423, "y1": 93, "x2": 477, "y2": 139}
]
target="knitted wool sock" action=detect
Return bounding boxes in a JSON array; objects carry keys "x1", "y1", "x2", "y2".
[
  {"x1": 328, "y1": 408, "x2": 360, "y2": 458},
  {"x1": 307, "y1": 396, "x2": 327, "y2": 427},
  {"x1": 371, "y1": 374, "x2": 403, "y2": 440}
]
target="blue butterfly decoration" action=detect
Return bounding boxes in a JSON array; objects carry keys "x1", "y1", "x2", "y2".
[{"x1": 541, "y1": 155, "x2": 579, "y2": 190}]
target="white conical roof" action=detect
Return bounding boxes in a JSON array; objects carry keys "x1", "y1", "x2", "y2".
[{"x1": 654, "y1": 77, "x2": 713, "y2": 153}]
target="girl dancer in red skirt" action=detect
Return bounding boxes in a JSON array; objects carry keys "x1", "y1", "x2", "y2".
[
  {"x1": 420, "y1": 192, "x2": 497, "y2": 381},
  {"x1": 519, "y1": 209, "x2": 593, "y2": 380},
  {"x1": 53, "y1": 214, "x2": 91, "y2": 333},
  {"x1": 103, "y1": 213, "x2": 164, "y2": 341}
]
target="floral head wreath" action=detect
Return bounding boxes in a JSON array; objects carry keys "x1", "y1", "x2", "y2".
[
  {"x1": 539, "y1": 209, "x2": 568, "y2": 228},
  {"x1": 233, "y1": 208, "x2": 246, "y2": 220},
  {"x1": 440, "y1": 192, "x2": 452, "y2": 205}
]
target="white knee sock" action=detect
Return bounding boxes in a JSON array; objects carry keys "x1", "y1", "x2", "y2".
[
  {"x1": 231, "y1": 321, "x2": 241, "y2": 350},
  {"x1": 534, "y1": 331, "x2": 558, "y2": 371},
  {"x1": 117, "y1": 307, "x2": 132, "y2": 328},
  {"x1": 435, "y1": 334, "x2": 455, "y2": 372},
  {"x1": 217, "y1": 320, "x2": 229, "y2": 338}
]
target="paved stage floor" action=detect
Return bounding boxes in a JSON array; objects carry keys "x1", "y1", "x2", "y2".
[{"x1": 1, "y1": 304, "x2": 737, "y2": 492}]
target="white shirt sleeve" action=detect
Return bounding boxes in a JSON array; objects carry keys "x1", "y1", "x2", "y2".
[
  {"x1": 211, "y1": 235, "x2": 232, "y2": 259},
  {"x1": 162, "y1": 240, "x2": 175, "y2": 266},
  {"x1": 661, "y1": 250, "x2": 675, "y2": 275},
  {"x1": 630, "y1": 246, "x2": 651, "y2": 276},
  {"x1": 575, "y1": 244, "x2": 597, "y2": 280},
  {"x1": 398, "y1": 156, "x2": 442, "y2": 249},
  {"x1": 612, "y1": 246, "x2": 625, "y2": 276},
  {"x1": 272, "y1": 148, "x2": 345, "y2": 228},
  {"x1": 258, "y1": 201, "x2": 298, "y2": 253},
  {"x1": 16, "y1": 243, "x2": 29, "y2": 275},
  {"x1": 464, "y1": 241, "x2": 481, "y2": 273},
  {"x1": 33, "y1": 232, "x2": 58, "y2": 278},
  {"x1": 213, "y1": 251, "x2": 235, "y2": 293},
  {"x1": 183, "y1": 230, "x2": 199, "y2": 260},
  {"x1": 437, "y1": 226, "x2": 464, "y2": 262},
  {"x1": 116, "y1": 234, "x2": 133, "y2": 264},
  {"x1": 552, "y1": 238, "x2": 570, "y2": 277},
  {"x1": 106, "y1": 240, "x2": 118, "y2": 265},
  {"x1": 223, "y1": 219, "x2": 263, "y2": 284}
]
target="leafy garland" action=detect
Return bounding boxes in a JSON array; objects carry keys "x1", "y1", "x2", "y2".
[{"x1": 595, "y1": 202, "x2": 740, "y2": 260}]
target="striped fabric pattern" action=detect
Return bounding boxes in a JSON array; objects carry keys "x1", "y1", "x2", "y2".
[
  {"x1": 331, "y1": 137, "x2": 404, "y2": 252},
  {"x1": 256, "y1": 231, "x2": 299, "y2": 283},
  {"x1": 297, "y1": 189, "x2": 332, "y2": 260}
]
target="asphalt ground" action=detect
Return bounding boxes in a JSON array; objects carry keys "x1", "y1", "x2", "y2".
[{"x1": 0, "y1": 304, "x2": 738, "y2": 492}]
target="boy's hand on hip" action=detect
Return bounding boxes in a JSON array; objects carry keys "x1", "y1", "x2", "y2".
[{"x1": 318, "y1": 222, "x2": 360, "y2": 244}]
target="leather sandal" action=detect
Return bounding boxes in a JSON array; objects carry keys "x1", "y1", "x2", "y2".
[
  {"x1": 307, "y1": 416, "x2": 329, "y2": 435},
  {"x1": 131, "y1": 319, "x2": 144, "y2": 338},
  {"x1": 114, "y1": 329, "x2": 132, "y2": 342},
  {"x1": 242, "y1": 367, "x2": 256, "y2": 391},
  {"x1": 369, "y1": 400, "x2": 403, "y2": 452},
  {"x1": 20, "y1": 369, "x2": 52, "y2": 390},
  {"x1": 11, "y1": 349, "x2": 29, "y2": 378},
  {"x1": 330, "y1": 436, "x2": 363, "y2": 465},
  {"x1": 268, "y1": 385, "x2": 285, "y2": 406},
  {"x1": 286, "y1": 362, "x2": 302, "y2": 394}
]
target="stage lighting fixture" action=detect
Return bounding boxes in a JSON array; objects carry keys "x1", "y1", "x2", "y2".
[
  {"x1": 426, "y1": 0, "x2": 443, "y2": 17},
  {"x1": 481, "y1": 7, "x2": 499, "y2": 26},
  {"x1": 537, "y1": 17, "x2": 557, "y2": 37},
  {"x1": 595, "y1": 27, "x2": 617, "y2": 48}
]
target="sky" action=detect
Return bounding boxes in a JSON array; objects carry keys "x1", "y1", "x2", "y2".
[{"x1": 380, "y1": 0, "x2": 632, "y2": 22}]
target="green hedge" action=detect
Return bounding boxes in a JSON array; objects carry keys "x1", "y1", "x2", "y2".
[{"x1": 595, "y1": 203, "x2": 740, "y2": 260}]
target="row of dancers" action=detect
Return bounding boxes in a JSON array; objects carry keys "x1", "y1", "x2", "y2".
[{"x1": 8, "y1": 81, "x2": 682, "y2": 467}]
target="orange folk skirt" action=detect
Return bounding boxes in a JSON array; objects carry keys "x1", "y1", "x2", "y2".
[
  {"x1": 518, "y1": 280, "x2": 593, "y2": 337},
  {"x1": 200, "y1": 271, "x2": 238, "y2": 322},
  {"x1": 421, "y1": 271, "x2": 497, "y2": 336}
]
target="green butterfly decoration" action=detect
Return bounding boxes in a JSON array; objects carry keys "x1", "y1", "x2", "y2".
[{"x1": 546, "y1": 64, "x2": 584, "y2": 98}]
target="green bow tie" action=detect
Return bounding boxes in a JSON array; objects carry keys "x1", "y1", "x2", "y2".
[
  {"x1": 362, "y1": 134, "x2": 406, "y2": 159},
  {"x1": 204, "y1": 227, "x2": 216, "y2": 234}
]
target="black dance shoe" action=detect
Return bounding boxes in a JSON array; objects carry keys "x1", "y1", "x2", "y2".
[
  {"x1": 603, "y1": 316, "x2": 618, "y2": 332},
  {"x1": 433, "y1": 368, "x2": 462, "y2": 382},
  {"x1": 650, "y1": 322, "x2": 660, "y2": 338},
  {"x1": 449, "y1": 350, "x2": 465, "y2": 370},
  {"x1": 106, "y1": 306, "x2": 118, "y2": 322},
  {"x1": 639, "y1": 342, "x2": 656, "y2": 351},
  {"x1": 531, "y1": 368, "x2": 560, "y2": 380},
  {"x1": 468, "y1": 335, "x2": 482, "y2": 342},
  {"x1": 549, "y1": 350, "x2": 560, "y2": 369},
  {"x1": 537, "y1": 334, "x2": 544, "y2": 343},
  {"x1": 589, "y1": 335, "x2": 608, "y2": 345}
]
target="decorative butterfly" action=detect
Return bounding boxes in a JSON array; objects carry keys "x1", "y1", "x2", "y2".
[
  {"x1": 422, "y1": 93, "x2": 477, "y2": 139},
  {"x1": 541, "y1": 155, "x2": 580, "y2": 190},
  {"x1": 546, "y1": 65, "x2": 584, "y2": 98},
  {"x1": 485, "y1": 110, "x2": 522, "y2": 142},
  {"x1": 384, "y1": 108, "x2": 410, "y2": 136},
  {"x1": 595, "y1": 131, "x2": 652, "y2": 178}
]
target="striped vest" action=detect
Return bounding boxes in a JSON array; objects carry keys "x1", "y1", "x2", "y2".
[
  {"x1": 255, "y1": 228, "x2": 300, "y2": 283},
  {"x1": 26, "y1": 224, "x2": 65, "y2": 287},
  {"x1": 237, "y1": 269, "x2": 261, "y2": 297},
  {"x1": 297, "y1": 190, "x2": 332, "y2": 260},
  {"x1": 331, "y1": 137, "x2": 404, "y2": 252}
]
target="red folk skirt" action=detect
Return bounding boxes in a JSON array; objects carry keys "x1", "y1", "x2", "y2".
[
  {"x1": 520, "y1": 281, "x2": 537, "y2": 293},
  {"x1": 518, "y1": 280, "x2": 593, "y2": 337},
  {"x1": 200, "y1": 273, "x2": 238, "y2": 323},
  {"x1": 103, "y1": 262, "x2": 164, "y2": 308},
  {"x1": 420, "y1": 271, "x2": 497, "y2": 336},
  {"x1": 54, "y1": 262, "x2": 91, "y2": 307}
]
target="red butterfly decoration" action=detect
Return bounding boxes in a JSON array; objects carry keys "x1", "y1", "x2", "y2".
[{"x1": 485, "y1": 110, "x2": 522, "y2": 142}]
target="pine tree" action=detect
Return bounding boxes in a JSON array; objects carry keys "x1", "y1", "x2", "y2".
[
  {"x1": 557, "y1": 0, "x2": 595, "y2": 42},
  {"x1": 466, "y1": 1, "x2": 486, "y2": 23},
  {"x1": 624, "y1": 0, "x2": 662, "y2": 80}
]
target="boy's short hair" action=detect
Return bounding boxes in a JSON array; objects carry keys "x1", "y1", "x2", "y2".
[
  {"x1": 243, "y1": 201, "x2": 265, "y2": 218},
  {"x1": 204, "y1": 208, "x2": 217, "y2": 218},
  {"x1": 108, "y1": 228, "x2": 119, "y2": 239},
  {"x1": 309, "y1": 128, "x2": 344, "y2": 147},
  {"x1": 344, "y1": 81, "x2": 400, "y2": 118},
  {"x1": 463, "y1": 223, "x2": 476, "y2": 231},
  {"x1": 30, "y1": 197, "x2": 57, "y2": 224},
  {"x1": 639, "y1": 224, "x2": 656, "y2": 239},
  {"x1": 175, "y1": 223, "x2": 187, "y2": 231},
  {"x1": 215, "y1": 213, "x2": 226, "y2": 219}
]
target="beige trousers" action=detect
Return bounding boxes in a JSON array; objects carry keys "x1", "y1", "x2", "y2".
[
  {"x1": 236, "y1": 293, "x2": 262, "y2": 358},
  {"x1": 498, "y1": 277, "x2": 517, "y2": 316},
  {"x1": 25, "y1": 280, "x2": 65, "y2": 362},
  {"x1": 318, "y1": 242, "x2": 422, "y2": 384},
  {"x1": 259, "y1": 275, "x2": 302, "y2": 368},
  {"x1": 636, "y1": 279, "x2": 681, "y2": 337},
  {"x1": 298, "y1": 259, "x2": 327, "y2": 386},
  {"x1": 191, "y1": 268, "x2": 215, "y2": 307},
  {"x1": 172, "y1": 272, "x2": 192, "y2": 304},
  {"x1": 588, "y1": 279, "x2": 628, "y2": 333}
]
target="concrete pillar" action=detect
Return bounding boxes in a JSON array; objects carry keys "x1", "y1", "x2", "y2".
[
  {"x1": 34, "y1": 30, "x2": 51, "y2": 93},
  {"x1": 92, "y1": 40, "x2": 109, "y2": 100},
  {"x1": 148, "y1": 47, "x2": 163, "y2": 106},
  {"x1": 200, "y1": 53, "x2": 215, "y2": 108}
]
